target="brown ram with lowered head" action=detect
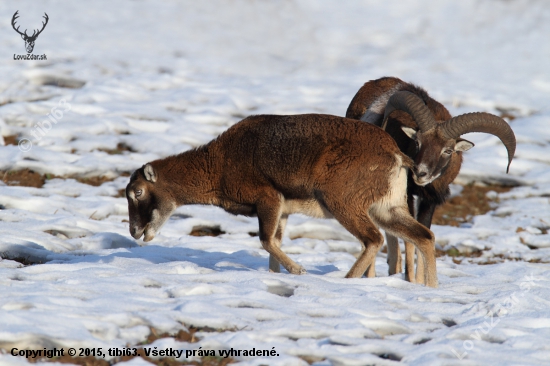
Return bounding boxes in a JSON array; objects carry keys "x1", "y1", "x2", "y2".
[
  {"x1": 346, "y1": 77, "x2": 516, "y2": 284},
  {"x1": 126, "y1": 114, "x2": 439, "y2": 287}
]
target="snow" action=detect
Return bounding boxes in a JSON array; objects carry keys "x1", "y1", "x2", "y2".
[{"x1": 1, "y1": 0, "x2": 550, "y2": 365}]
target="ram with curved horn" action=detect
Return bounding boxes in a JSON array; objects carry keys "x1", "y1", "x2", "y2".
[{"x1": 346, "y1": 77, "x2": 516, "y2": 284}]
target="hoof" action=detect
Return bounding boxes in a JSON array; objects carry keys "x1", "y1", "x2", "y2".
[
  {"x1": 290, "y1": 266, "x2": 307, "y2": 275},
  {"x1": 426, "y1": 279, "x2": 439, "y2": 288},
  {"x1": 405, "y1": 272, "x2": 416, "y2": 283}
]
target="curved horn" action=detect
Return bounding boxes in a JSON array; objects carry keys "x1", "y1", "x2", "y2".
[
  {"x1": 440, "y1": 112, "x2": 516, "y2": 173},
  {"x1": 382, "y1": 91, "x2": 437, "y2": 131}
]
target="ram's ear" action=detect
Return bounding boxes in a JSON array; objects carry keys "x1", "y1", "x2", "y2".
[
  {"x1": 401, "y1": 126, "x2": 417, "y2": 140},
  {"x1": 455, "y1": 139, "x2": 474, "y2": 152},
  {"x1": 144, "y1": 164, "x2": 157, "y2": 183}
]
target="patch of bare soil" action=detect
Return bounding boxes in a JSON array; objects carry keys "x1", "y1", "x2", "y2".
[
  {"x1": 3, "y1": 135, "x2": 131, "y2": 189},
  {"x1": 76, "y1": 175, "x2": 126, "y2": 187},
  {"x1": 24, "y1": 327, "x2": 234, "y2": 366},
  {"x1": 189, "y1": 225, "x2": 225, "y2": 237},
  {"x1": 143, "y1": 325, "x2": 220, "y2": 344},
  {"x1": 1, "y1": 169, "x2": 45, "y2": 188},
  {"x1": 432, "y1": 183, "x2": 512, "y2": 227},
  {"x1": 435, "y1": 247, "x2": 483, "y2": 261},
  {"x1": 478, "y1": 256, "x2": 544, "y2": 265},
  {"x1": 429, "y1": 184, "x2": 550, "y2": 264},
  {"x1": 3, "y1": 134, "x2": 19, "y2": 146},
  {"x1": 0, "y1": 169, "x2": 129, "y2": 189},
  {"x1": 27, "y1": 353, "x2": 233, "y2": 366},
  {"x1": 98, "y1": 142, "x2": 136, "y2": 155},
  {"x1": 429, "y1": 183, "x2": 516, "y2": 261}
]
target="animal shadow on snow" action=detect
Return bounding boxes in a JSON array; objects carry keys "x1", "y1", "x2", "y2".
[
  {"x1": 72, "y1": 245, "x2": 340, "y2": 275},
  {"x1": 2, "y1": 236, "x2": 340, "y2": 275},
  {"x1": 24, "y1": 245, "x2": 338, "y2": 275}
]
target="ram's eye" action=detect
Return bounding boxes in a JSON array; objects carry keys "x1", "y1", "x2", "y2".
[
  {"x1": 135, "y1": 189, "x2": 142, "y2": 198},
  {"x1": 444, "y1": 149, "x2": 453, "y2": 155}
]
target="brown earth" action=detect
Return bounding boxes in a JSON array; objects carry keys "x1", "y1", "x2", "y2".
[
  {"x1": 432, "y1": 183, "x2": 512, "y2": 227},
  {"x1": 24, "y1": 326, "x2": 234, "y2": 365},
  {"x1": 3, "y1": 134, "x2": 19, "y2": 146},
  {"x1": 377, "y1": 183, "x2": 512, "y2": 258},
  {"x1": 3, "y1": 135, "x2": 131, "y2": 189},
  {"x1": 190, "y1": 225, "x2": 226, "y2": 237},
  {"x1": 98, "y1": 142, "x2": 136, "y2": 155},
  {"x1": 0, "y1": 169, "x2": 128, "y2": 189},
  {"x1": 1, "y1": 169, "x2": 46, "y2": 188}
]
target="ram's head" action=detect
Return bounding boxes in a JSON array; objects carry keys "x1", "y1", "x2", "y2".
[{"x1": 382, "y1": 91, "x2": 516, "y2": 186}]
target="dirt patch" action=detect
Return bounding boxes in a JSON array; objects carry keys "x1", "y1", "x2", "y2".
[
  {"x1": 435, "y1": 247, "x2": 484, "y2": 262},
  {"x1": 28, "y1": 355, "x2": 109, "y2": 366},
  {"x1": 190, "y1": 225, "x2": 225, "y2": 237},
  {"x1": 27, "y1": 354, "x2": 233, "y2": 366},
  {"x1": 1, "y1": 169, "x2": 45, "y2": 188},
  {"x1": 98, "y1": 143, "x2": 136, "y2": 155},
  {"x1": 76, "y1": 174, "x2": 126, "y2": 187},
  {"x1": 3, "y1": 135, "x2": 19, "y2": 146},
  {"x1": 382, "y1": 184, "x2": 513, "y2": 259},
  {"x1": 0, "y1": 169, "x2": 129, "y2": 189},
  {"x1": 298, "y1": 355, "x2": 327, "y2": 364},
  {"x1": 144, "y1": 326, "x2": 214, "y2": 344},
  {"x1": 23, "y1": 326, "x2": 234, "y2": 365},
  {"x1": 459, "y1": 254, "x2": 547, "y2": 265},
  {"x1": 432, "y1": 183, "x2": 512, "y2": 227}
]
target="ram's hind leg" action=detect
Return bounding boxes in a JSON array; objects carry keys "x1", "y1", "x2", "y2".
[
  {"x1": 257, "y1": 195, "x2": 305, "y2": 275},
  {"x1": 374, "y1": 207, "x2": 437, "y2": 288},
  {"x1": 321, "y1": 200, "x2": 383, "y2": 278},
  {"x1": 345, "y1": 217, "x2": 383, "y2": 279},
  {"x1": 269, "y1": 214, "x2": 288, "y2": 273},
  {"x1": 386, "y1": 233, "x2": 402, "y2": 275}
]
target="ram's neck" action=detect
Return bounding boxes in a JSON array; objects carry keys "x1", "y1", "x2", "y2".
[{"x1": 152, "y1": 144, "x2": 221, "y2": 207}]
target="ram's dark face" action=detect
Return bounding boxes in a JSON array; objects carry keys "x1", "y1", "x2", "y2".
[
  {"x1": 402, "y1": 127, "x2": 473, "y2": 186},
  {"x1": 126, "y1": 164, "x2": 175, "y2": 242},
  {"x1": 381, "y1": 91, "x2": 515, "y2": 187}
]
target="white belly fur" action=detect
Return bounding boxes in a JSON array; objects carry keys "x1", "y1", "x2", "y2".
[{"x1": 283, "y1": 198, "x2": 333, "y2": 219}]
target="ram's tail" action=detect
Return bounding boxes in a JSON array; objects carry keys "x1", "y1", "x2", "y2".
[{"x1": 399, "y1": 152, "x2": 415, "y2": 170}]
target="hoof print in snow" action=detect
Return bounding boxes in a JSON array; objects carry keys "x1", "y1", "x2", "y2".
[{"x1": 266, "y1": 284, "x2": 295, "y2": 297}]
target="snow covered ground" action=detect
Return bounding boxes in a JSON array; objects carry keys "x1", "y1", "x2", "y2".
[{"x1": 1, "y1": 0, "x2": 550, "y2": 365}]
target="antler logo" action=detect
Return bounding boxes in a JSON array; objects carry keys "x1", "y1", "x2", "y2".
[{"x1": 12, "y1": 10, "x2": 49, "y2": 54}]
